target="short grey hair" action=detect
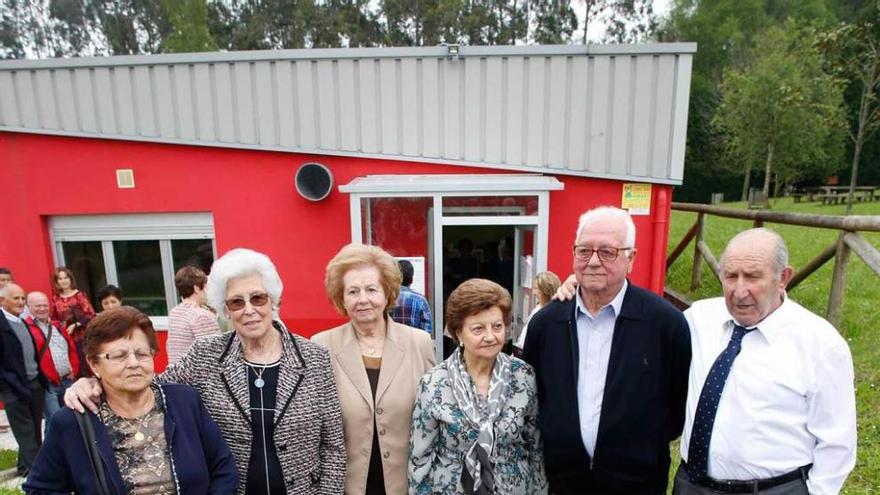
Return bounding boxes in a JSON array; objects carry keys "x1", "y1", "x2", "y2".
[
  {"x1": 0, "y1": 283, "x2": 23, "y2": 301},
  {"x1": 206, "y1": 248, "x2": 283, "y2": 321},
  {"x1": 720, "y1": 228, "x2": 789, "y2": 277},
  {"x1": 575, "y1": 206, "x2": 637, "y2": 248}
]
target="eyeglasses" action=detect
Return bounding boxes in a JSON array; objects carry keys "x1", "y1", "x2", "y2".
[
  {"x1": 224, "y1": 292, "x2": 270, "y2": 311},
  {"x1": 95, "y1": 348, "x2": 154, "y2": 365},
  {"x1": 573, "y1": 245, "x2": 632, "y2": 262}
]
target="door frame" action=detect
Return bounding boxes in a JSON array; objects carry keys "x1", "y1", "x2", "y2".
[{"x1": 341, "y1": 174, "x2": 563, "y2": 363}]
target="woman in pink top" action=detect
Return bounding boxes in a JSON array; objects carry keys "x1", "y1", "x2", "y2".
[{"x1": 166, "y1": 266, "x2": 221, "y2": 364}]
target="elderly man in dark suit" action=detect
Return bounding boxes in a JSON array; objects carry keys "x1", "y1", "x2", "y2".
[
  {"x1": 0, "y1": 283, "x2": 46, "y2": 477},
  {"x1": 523, "y1": 206, "x2": 691, "y2": 495}
]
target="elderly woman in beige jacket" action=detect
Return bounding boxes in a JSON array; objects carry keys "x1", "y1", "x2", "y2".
[{"x1": 313, "y1": 244, "x2": 435, "y2": 495}]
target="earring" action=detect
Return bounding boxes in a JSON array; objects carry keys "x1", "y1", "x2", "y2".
[{"x1": 459, "y1": 341, "x2": 464, "y2": 348}]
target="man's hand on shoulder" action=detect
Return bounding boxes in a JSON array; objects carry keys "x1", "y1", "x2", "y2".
[
  {"x1": 553, "y1": 274, "x2": 577, "y2": 301},
  {"x1": 63, "y1": 377, "x2": 103, "y2": 414}
]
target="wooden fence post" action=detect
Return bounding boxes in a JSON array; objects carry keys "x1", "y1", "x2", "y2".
[
  {"x1": 690, "y1": 213, "x2": 705, "y2": 290},
  {"x1": 827, "y1": 231, "x2": 851, "y2": 328}
]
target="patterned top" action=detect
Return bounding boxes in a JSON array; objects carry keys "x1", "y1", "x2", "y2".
[
  {"x1": 390, "y1": 287, "x2": 433, "y2": 333},
  {"x1": 49, "y1": 291, "x2": 95, "y2": 328},
  {"x1": 408, "y1": 356, "x2": 547, "y2": 495},
  {"x1": 98, "y1": 385, "x2": 176, "y2": 494},
  {"x1": 166, "y1": 301, "x2": 222, "y2": 365}
]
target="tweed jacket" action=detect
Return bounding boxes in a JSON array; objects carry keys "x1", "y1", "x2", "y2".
[
  {"x1": 312, "y1": 319, "x2": 435, "y2": 495},
  {"x1": 162, "y1": 321, "x2": 346, "y2": 495}
]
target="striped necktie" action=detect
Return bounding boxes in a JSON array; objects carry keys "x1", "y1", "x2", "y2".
[{"x1": 686, "y1": 324, "x2": 754, "y2": 483}]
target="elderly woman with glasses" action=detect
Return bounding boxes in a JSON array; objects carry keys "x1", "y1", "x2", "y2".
[
  {"x1": 25, "y1": 306, "x2": 238, "y2": 494},
  {"x1": 312, "y1": 244, "x2": 435, "y2": 495},
  {"x1": 408, "y1": 278, "x2": 547, "y2": 495},
  {"x1": 66, "y1": 248, "x2": 346, "y2": 495}
]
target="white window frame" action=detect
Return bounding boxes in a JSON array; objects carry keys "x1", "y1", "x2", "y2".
[
  {"x1": 340, "y1": 174, "x2": 563, "y2": 362},
  {"x1": 49, "y1": 213, "x2": 216, "y2": 329}
]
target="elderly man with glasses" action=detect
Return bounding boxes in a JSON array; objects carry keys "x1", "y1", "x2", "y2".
[{"x1": 522, "y1": 206, "x2": 691, "y2": 495}]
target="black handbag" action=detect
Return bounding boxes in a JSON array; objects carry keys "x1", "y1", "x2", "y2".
[{"x1": 74, "y1": 410, "x2": 111, "y2": 495}]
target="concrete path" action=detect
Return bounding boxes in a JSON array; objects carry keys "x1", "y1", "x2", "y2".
[{"x1": 0, "y1": 410, "x2": 29, "y2": 492}]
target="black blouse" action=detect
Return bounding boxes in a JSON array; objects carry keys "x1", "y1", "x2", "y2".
[{"x1": 245, "y1": 360, "x2": 286, "y2": 495}]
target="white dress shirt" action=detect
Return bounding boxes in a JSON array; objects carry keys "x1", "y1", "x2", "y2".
[
  {"x1": 575, "y1": 280, "x2": 627, "y2": 456},
  {"x1": 682, "y1": 296, "x2": 856, "y2": 495}
]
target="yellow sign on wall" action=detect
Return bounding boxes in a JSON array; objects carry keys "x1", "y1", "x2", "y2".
[{"x1": 621, "y1": 183, "x2": 652, "y2": 215}]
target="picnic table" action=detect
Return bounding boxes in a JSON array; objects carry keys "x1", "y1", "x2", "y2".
[{"x1": 798, "y1": 186, "x2": 878, "y2": 205}]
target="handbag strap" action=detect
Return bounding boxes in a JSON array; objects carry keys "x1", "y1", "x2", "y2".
[
  {"x1": 74, "y1": 410, "x2": 111, "y2": 495},
  {"x1": 37, "y1": 324, "x2": 54, "y2": 362}
]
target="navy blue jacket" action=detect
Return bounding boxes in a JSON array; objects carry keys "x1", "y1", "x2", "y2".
[
  {"x1": 0, "y1": 313, "x2": 46, "y2": 401},
  {"x1": 24, "y1": 383, "x2": 239, "y2": 494},
  {"x1": 523, "y1": 282, "x2": 691, "y2": 495}
]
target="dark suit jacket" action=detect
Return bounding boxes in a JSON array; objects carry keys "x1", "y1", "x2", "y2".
[
  {"x1": 523, "y1": 282, "x2": 691, "y2": 495},
  {"x1": 24, "y1": 383, "x2": 239, "y2": 494},
  {"x1": 0, "y1": 313, "x2": 46, "y2": 401}
]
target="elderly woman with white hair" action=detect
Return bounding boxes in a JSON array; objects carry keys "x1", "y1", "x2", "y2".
[{"x1": 65, "y1": 248, "x2": 346, "y2": 495}]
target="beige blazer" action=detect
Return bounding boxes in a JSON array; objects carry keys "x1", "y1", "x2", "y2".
[{"x1": 312, "y1": 319, "x2": 435, "y2": 495}]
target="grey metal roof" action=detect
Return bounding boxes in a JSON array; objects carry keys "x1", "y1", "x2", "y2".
[
  {"x1": 0, "y1": 44, "x2": 695, "y2": 184},
  {"x1": 340, "y1": 174, "x2": 565, "y2": 193}
]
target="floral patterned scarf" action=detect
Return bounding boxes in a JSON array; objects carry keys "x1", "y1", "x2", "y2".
[{"x1": 448, "y1": 348, "x2": 513, "y2": 494}]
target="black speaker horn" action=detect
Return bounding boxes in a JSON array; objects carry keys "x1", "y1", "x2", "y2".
[{"x1": 295, "y1": 162, "x2": 333, "y2": 201}]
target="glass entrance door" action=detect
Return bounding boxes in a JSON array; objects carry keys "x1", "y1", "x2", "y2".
[
  {"x1": 439, "y1": 223, "x2": 536, "y2": 357},
  {"x1": 344, "y1": 174, "x2": 561, "y2": 363}
]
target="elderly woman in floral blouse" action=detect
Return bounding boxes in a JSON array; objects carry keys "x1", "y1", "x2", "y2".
[{"x1": 408, "y1": 278, "x2": 546, "y2": 495}]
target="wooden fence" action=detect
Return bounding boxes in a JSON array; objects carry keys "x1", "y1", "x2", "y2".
[{"x1": 665, "y1": 202, "x2": 880, "y2": 327}]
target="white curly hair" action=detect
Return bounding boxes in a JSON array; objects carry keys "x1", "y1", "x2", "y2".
[{"x1": 206, "y1": 248, "x2": 283, "y2": 322}]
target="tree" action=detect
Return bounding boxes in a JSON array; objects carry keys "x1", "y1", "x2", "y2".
[
  {"x1": 531, "y1": 0, "x2": 577, "y2": 44},
  {"x1": 161, "y1": 0, "x2": 216, "y2": 53},
  {"x1": 658, "y1": 0, "x2": 839, "y2": 201},
  {"x1": 819, "y1": 13, "x2": 880, "y2": 213},
  {"x1": 713, "y1": 21, "x2": 846, "y2": 207},
  {"x1": 577, "y1": 0, "x2": 655, "y2": 43}
]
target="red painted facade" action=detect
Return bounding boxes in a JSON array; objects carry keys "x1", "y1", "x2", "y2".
[{"x1": 1, "y1": 131, "x2": 673, "y2": 372}]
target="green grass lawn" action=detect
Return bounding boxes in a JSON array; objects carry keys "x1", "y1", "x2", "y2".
[
  {"x1": 665, "y1": 197, "x2": 880, "y2": 494},
  {"x1": 0, "y1": 449, "x2": 20, "y2": 494}
]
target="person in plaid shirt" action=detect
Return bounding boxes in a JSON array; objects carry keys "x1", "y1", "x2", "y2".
[{"x1": 390, "y1": 260, "x2": 433, "y2": 334}]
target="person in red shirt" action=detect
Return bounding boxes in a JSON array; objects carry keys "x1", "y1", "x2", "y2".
[{"x1": 23, "y1": 291, "x2": 79, "y2": 436}]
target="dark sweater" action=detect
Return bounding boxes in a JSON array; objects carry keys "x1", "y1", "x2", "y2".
[
  {"x1": 23, "y1": 383, "x2": 239, "y2": 494},
  {"x1": 523, "y1": 282, "x2": 691, "y2": 494}
]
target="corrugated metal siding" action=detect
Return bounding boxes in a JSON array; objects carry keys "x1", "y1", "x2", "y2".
[{"x1": 0, "y1": 45, "x2": 695, "y2": 184}]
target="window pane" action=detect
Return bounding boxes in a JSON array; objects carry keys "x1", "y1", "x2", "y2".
[
  {"x1": 114, "y1": 240, "x2": 167, "y2": 316},
  {"x1": 61, "y1": 242, "x2": 106, "y2": 310},
  {"x1": 361, "y1": 196, "x2": 434, "y2": 304},
  {"x1": 171, "y1": 239, "x2": 215, "y2": 274}
]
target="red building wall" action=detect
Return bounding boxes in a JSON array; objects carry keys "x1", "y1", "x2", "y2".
[{"x1": 1, "y1": 132, "x2": 673, "y2": 370}]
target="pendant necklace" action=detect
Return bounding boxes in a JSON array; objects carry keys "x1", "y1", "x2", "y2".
[
  {"x1": 355, "y1": 329, "x2": 384, "y2": 357},
  {"x1": 250, "y1": 364, "x2": 267, "y2": 388},
  {"x1": 127, "y1": 412, "x2": 150, "y2": 442},
  {"x1": 246, "y1": 335, "x2": 277, "y2": 388}
]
